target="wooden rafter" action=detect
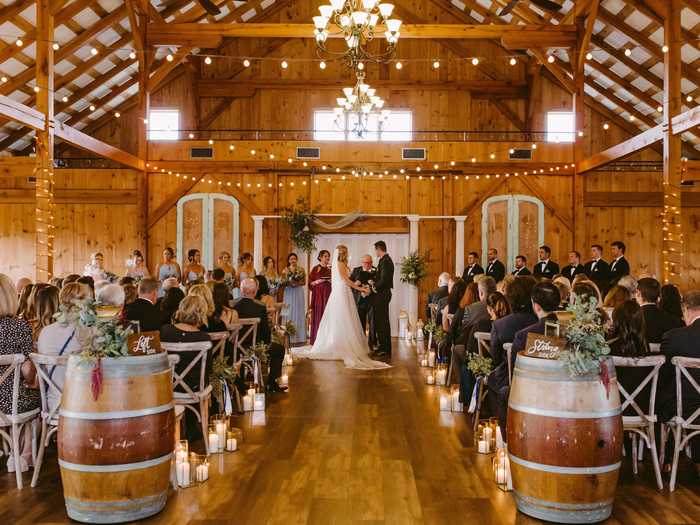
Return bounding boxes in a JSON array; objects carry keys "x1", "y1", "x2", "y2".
[
  {"x1": 488, "y1": 97, "x2": 526, "y2": 131},
  {"x1": 576, "y1": 0, "x2": 599, "y2": 75}
]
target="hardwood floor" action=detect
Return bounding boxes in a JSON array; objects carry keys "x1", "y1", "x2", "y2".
[{"x1": 2, "y1": 340, "x2": 699, "y2": 524}]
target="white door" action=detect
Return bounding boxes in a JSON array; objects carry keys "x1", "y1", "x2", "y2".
[
  {"x1": 176, "y1": 193, "x2": 240, "y2": 269},
  {"x1": 311, "y1": 233, "x2": 410, "y2": 336},
  {"x1": 481, "y1": 195, "x2": 544, "y2": 272}
]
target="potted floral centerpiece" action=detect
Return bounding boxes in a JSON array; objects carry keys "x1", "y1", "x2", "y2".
[
  {"x1": 506, "y1": 295, "x2": 623, "y2": 523},
  {"x1": 399, "y1": 251, "x2": 428, "y2": 286},
  {"x1": 57, "y1": 299, "x2": 174, "y2": 524}
]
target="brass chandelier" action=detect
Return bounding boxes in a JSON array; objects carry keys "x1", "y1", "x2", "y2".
[
  {"x1": 333, "y1": 71, "x2": 391, "y2": 138},
  {"x1": 313, "y1": 0, "x2": 402, "y2": 68}
]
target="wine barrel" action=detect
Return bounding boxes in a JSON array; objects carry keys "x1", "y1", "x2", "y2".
[
  {"x1": 58, "y1": 353, "x2": 174, "y2": 524},
  {"x1": 507, "y1": 353, "x2": 623, "y2": 524}
]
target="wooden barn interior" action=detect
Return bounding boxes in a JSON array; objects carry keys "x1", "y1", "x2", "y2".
[{"x1": 0, "y1": 0, "x2": 699, "y2": 523}]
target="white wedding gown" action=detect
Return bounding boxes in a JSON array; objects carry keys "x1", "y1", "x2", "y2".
[{"x1": 294, "y1": 249, "x2": 391, "y2": 370}]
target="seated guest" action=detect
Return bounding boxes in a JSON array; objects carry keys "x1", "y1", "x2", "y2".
[
  {"x1": 603, "y1": 285, "x2": 631, "y2": 312},
  {"x1": 212, "y1": 282, "x2": 238, "y2": 327},
  {"x1": 15, "y1": 277, "x2": 32, "y2": 296},
  {"x1": 0, "y1": 274, "x2": 40, "y2": 472},
  {"x1": 552, "y1": 277, "x2": 572, "y2": 309},
  {"x1": 124, "y1": 278, "x2": 167, "y2": 332},
  {"x1": 62, "y1": 274, "x2": 81, "y2": 285},
  {"x1": 37, "y1": 283, "x2": 91, "y2": 415},
  {"x1": 609, "y1": 241, "x2": 630, "y2": 287},
  {"x1": 118, "y1": 276, "x2": 135, "y2": 286},
  {"x1": 485, "y1": 249, "x2": 506, "y2": 283},
  {"x1": 16, "y1": 283, "x2": 34, "y2": 319},
  {"x1": 572, "y1": 280, "x2": 609, "y2": 328},
  {"x1": 618, "y1": 275, "x2": 638, "y2": 296},
  {"x1": 49, "y1": 277, "x2": 63, "y2": 289},
  {"x1": 607, "y1": 300, "x2": 650, "y2": 416},
  {"x1": 435, "y1": 276, "x2": 455, "y2": 326},
  {"x1": 459, "y1": 292, "x2": 511, "y2": 405},
  {"x1": 96, "y1": 283, "x2": 125, "y2": 315},
  {"x1": 660, "y1": 284, "x2": 684, "y2": 324},
  {"x1": 233, "y1": 279, "x2": 286, "y2": 392},
  {"x1": 658, "y1": 290, "x2": 700, "y2": 466},
  {"x1": 511, "y1": 255, "x2": 530, "y2": 276},
  {"x1": 635, "y1": 278, "x2": 684, "y2": 344},
  {"x1": 426, "y1": 272, "x2": 450, "y2": 322},
  {"x1": 254, "y1": 275, "x2": 277, "y2": 310},
  {"x1": 533, "y1": 245, "x2": 559, "y2": 280},
  {"x1": 487, "y1": 277, "x2": 537, "y2": 413},
  {"x1": 76, "y1": 276, "x2": 95, "y2": 298},
  {"x1": 188, "y1": 283, "x2": 226, "y2": 333},
  {"x1": 462, "y1": 251, "x2": 484, "y2": 283},
  {"x1": 159, "y1": 287, "x2": 185, "y2": 325},
  {"x1": 210, "y1": 268, "x2": 226, "y2": 283},
  {"x1": 497, "y1": 274, "x2": 515, "y2": 294},
  {"x1": 584, "y1": 244, "x2": 610, "y2": 296},
  {"x1": 122, "y1": 283, "x2": 137, "y2": 305},
  {"x1": 30, "y1": 285, "x2": 59, "y2": 345},
  {"x1": 441, "y1": 278, "x2": 467, "y2": 333},
  {"x1": 562, "y1": 251, "x2": 585, "y2": 282}
]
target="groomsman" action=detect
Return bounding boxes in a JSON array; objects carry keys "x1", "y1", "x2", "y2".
[
  {"x1": 584, "y1": 244, "x2": 610, "y2": 293},
  {"x1": 350, "y1": 254, "x2": 377, "y2": 347},
  {"x1": 462, "y1": 251, "x2": 484, "y2": 283},
  {"x1": 562, "y1": 251, "x2": 585, "y2": 282},
  {"x1": 511, "y1": 255, "x2": 531, "y2": 276},
  {"x1": 533, "y1": 245, "x2": 559, "y2": 279},
  {"x1": 609, "y1": 241, "x2": 630, "y2": 287},
  {"x1": 486, "y1": 248, "x2": 506, "y2": 283}
]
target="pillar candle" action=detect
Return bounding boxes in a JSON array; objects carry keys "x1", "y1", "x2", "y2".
[
  {"x1": 243, "y1": 394, "x2": 253, "y2": 411},
  {"x1": 439, "y1": 393, "x2": 451, "y2": 411},
  {"x1": 436, "y1": 369, "x2": 447, "y2": 385},
  {"x1": 478, "y1": 440, "x2": 489, "y2": 454},
  {"x1": 215, "y1": 421, "x2": 226, "y2": 452},
  {"x1": 195, "y1": 463, "x2": 209, "y2": 482},
  {"x1": 426, "y1": 374, "x2": 435, "y2": 385},
  {"x1": 176, "y1": 461, "x2": 190, "y2": 487},
  {"x1": 482, "y1": 426, "x2": 493, "y2": 444},
  {"x1": 208, "y1": 432, "x2": 219, "y2": 452},
  {"x1": 226, "y1": 437, "x2": 238, "y2": 452},
  {"x1": 428, "y1": 351, "x2": 436, "y2": 367},
  {"x1": 254, "y1": 392, "x2": 265, "y2": 411},
  {"x1": 279, "y1": 374, "x2": 289, "y2": 386}
]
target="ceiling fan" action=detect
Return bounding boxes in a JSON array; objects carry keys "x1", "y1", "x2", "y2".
[
  {"x1": 498, "y1": 0, "x2": 563, "y2": 16},
  {"x1": 158, "y1": 0, "x2": 221, "y2": 16}
]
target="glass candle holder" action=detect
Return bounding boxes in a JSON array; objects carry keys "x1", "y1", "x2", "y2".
[
  {"x1": 475, "y1": 420, "x2": 492, "y2": 454},
  {"x1": 208, "y1": 425, "x2": 220, "y2": 454},
  {"x1": 427, "y1": 349, "x2": 436, "y2": 367},
  {"x1": 425, "y1": 372, "x2": 435, "y2": 385},
  {"x1": 175, "y1": 454, "x2": 193, "y2": 488},
  {"x1": 226, "y1": 425, "x2": 243, "y2": 444},
  {"x1": 450, "y1": 388, "x2": 463, "y2": 412},
  {"x1": 492, "y1": 448, "x2": 512, "y2": 491},
  {"x1": 191, "y1": 453, "x2": 209, "y2": 483},
  {"x1": 225, "y1": 430, "x2": 238, "y2": 452},
  {"x1": 211, "y1": 415, "x2": 226, "y2": 453},
  {"x1": 254, "y1": 391, "x2": 266, "y2": 411},
  {"x1": 435, "y1": 361, "x2": 447, "y2": 386},
  {"x1": 175, "y1": 440, "x2": 189, "y2": 464},
  {"x1": 439, "y1": 390, "x2": 451, "y2": 411}
]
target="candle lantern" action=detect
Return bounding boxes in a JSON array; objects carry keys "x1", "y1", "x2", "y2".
[
  {"x1": 425, "y1": 372, "x2": 435, "y2": 385},
  {"x1": 439, "y1": 391, "x2": 451, "y2": 411},
  {"x1": 226, "y1": 423, "x2": 244, "y2": 444},
  {"x1": 451, "y1": 388, "x2": 463, "y2": 412},
  {"x1": 175, "y1": 440, "x2": 189, "y2": 464},
  {"x1": 279, "y1": 373, "x2": 289, "y2": 386},
  {"x1": 427, "y1": 349, "x2": 436, "y2": 368},
  {"x1": 435, "y1": 359, "x2": 447, "y2": 386},
  {"x1": 475, "y1": 420, "x2": 493, "y2": 454},
  {"x1": 225, "y1": 430, "x2": 238, "y2": 452},
  {"x1": 208, "y1": 425, "x2": 220, "y2": 454},
  {"x1": 210, "y1": 415, "x2": 227, "y2": 453},
  {"x1": 416, "y1": 319, "x2": 424, "y2": 340},
  {"x1": 191, "y1": 453, "x2": 209, "y2": 483},
  {"x1": 492, "y1": 448, "x2": 512, "y2": 491},
  {"x1": 175, "y1": 455, "x2": 192, "y2": 488},
  {"x1": 254, "y1": 390, "x2": 266, "y2": 411},
  {"x1": 284, "y1": 353, "x2": 294, "y2": 366}
]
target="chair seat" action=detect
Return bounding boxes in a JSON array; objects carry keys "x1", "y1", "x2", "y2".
[
  {"x1": 174, "y1": 405, "x2": 185, "y2": 419},
  {"x1": 622, "y1": 414, "x2": 657, "y2": 427},
  {"x1": 174, "y1": 385, "x2": 213, "y2": 403},
  {"x1": 0, "y1": 408, "x2": 39, "y2": 426}
]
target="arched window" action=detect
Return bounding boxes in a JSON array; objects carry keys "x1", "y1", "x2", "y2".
[
  {"x1": 481, "y1": 195, "x2": 544, "y2": 272},
  {"x1": 176, "y1": 193, "x2": 239, "y2": 269}
]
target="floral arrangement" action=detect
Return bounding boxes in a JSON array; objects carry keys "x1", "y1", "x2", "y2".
[
  {"x1": 210, "y1": 353, "x2": 239, "y2": 410},
  {"x1": 241, "y1": 342, "x2": 270, "y2": 364},
  {"x1": 467, "y1": 353, "x2": 493, "y2": 377},
  {"x1": 559, "y1": 294, "x2": 611, "y2": 391},
  {"x1": 423, "y1": 321, "x2": 445, "y2": 344},
  {"x1": 279, "y1": 197, "x2": 320, "y2": 253},
  {"x1": 399, "y1": 251, "x2": 428, "y2": 285},
  {"x1": 104, "y1": 271, "x2": 119, "y2": 284},
  {"x1": 54, "y1": 299, "x2": 133, "y2": 400},
  {"x1": 283, "y1": 268, "x2": 306, "y2": 286},
  {"x1": 272, "y1": 320, "x2": 297, "y2": 346}
]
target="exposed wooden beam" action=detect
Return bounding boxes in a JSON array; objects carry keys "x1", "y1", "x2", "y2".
[
  {"x1": 532, "y1": 50, "x2": 574, "y2": 93},
  {"x1": 54, "y1": 122, "x2": 145, "y2": 171},
  {"x1": 518, "y1": 175, "x2": 573, "y2": 231},
  {"x1": 147, "y1": 176, "x2": 201, "y2": 229},
  {"x1": 578, "y1": 126, "x2": 664, "y2": 173},
  {"x1": 584, "y1": 192, "x2": 700, "y2": 208},
  {"x1": 148, "y1": 22, "x2": 577, "y2": 46},
  {"x1": 488, "y1": 97, "x2": 526, "y2": 131},
  {"x1": 0, "y1": 0, "x2": 33, "y2": 24},
  {"x1": 147, "y1": 47, "x2": 193, "y2": 92},
  {"x1": 0, "y1": 94, "x2": 45, "y2": 129},
  {"x1": 576, "y1": 0, "x2": 599, "y2": 75},
  {"x1": 0, "y1": 188, "x2": 138, "y2": 204}
]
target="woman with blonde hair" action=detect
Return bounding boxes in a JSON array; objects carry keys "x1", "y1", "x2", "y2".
[
  {"x1": 216, "y1": 251, "x2": 236, "y2": 292},
  {"x1": 294, "y1": 246, "x2": 390, "y2": 370},
  {"x1": 188, "y1": 283, "x2": 226, "y2": 332},
  {"x1": 31, "y1": 285, "x2": 59, "y2": 344}
]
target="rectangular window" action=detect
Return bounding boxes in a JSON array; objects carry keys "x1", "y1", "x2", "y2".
[
  {"x1": 546, "y1": 111, "x2": 574, "y2": 143},
  {"x1": 313, "y1": 110, "x2": 412, "y2": 142},
  {"x1": 148, "y1": 109, "x2": 179, "y2": 141}
]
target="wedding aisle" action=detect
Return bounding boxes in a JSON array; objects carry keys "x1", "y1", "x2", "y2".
[{"x1": 2, "y1": 340, "x2": 699, "y2": 524}]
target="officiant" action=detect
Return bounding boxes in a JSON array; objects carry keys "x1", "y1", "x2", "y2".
[{"x1": 351, "y1": 254, "x2": 377, "y2": 347}]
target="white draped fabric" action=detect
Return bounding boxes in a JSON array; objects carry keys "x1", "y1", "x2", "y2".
[{"x1": 310, "y1": 233, "x2": 410, "y2": 336}]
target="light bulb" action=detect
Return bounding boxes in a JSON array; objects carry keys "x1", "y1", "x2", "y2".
[
  {"x1": 15, "y1": 38, "x2": 22, "y2": 47},
  {"x1": 585, "y1": 52, "x2": 592, "y2": 60},
  {"x1": 251, "y1": 149, "x2": 256, "y2": 155},
  {"x1": 229, "y1": 144, "x2": 234, "y2": 151},
  {"x1": 531, "y1": 143, "x2": 537, "y2": 149},
  {"x1": 33, "y1": 86, "x2": 40, "y2": 93},
  {"x1": 657, "y1": 105, "x2": 663, "y2": 113},
  {"x1": 578, "y1": 130, "x2": 584, "y2": 137},
  {"x1": 189, "y1": 132, "x2": 194, "y2": 138},
  {"x1": 166, "y1": 54, "x2": 173, "y2": 62},
  {"x1": 509, "y1": 57, "x2": 517, "y2": 66},
  {"x1": 319, "y1": 60, "x2": 326, "y2": 69},
  {"x1": 662, "y1": 45, "x2": 669, "y2": 53},
  {"x1": 687, "y1": 95, "x2": 694, "y2": 103},
  {"x1": 509, "y1": 148, "x2": 515, "y2": 154},
  {"x1": 357, "y1": 62, "x2": 365, "y2": 70},
  {"x1": 269, "y1": 154, "x2": 275, "y2": 159},
  {"x1": 490, "y1": 153, "x2": 495, "y2": 159},
  {"x1": 547, "y1": 55, "x2": 554, "y2": 63},
  {"x1": 624, "y1": 48, "x2": 631, "y2": 56},
  {"x1": 281, "y1": 60, "x2": 288, "y2": 69},
  {"x1": 143, "y1": 118, "x2": 148, "y2": 124},
  {"x1": 52, "y1": 42, "x2": 59, "y2": 50},
  {"x1": 129, "y1": 51, "x2": 136, "y2": 59},
  {"x1": 89, "y1": 105, "x2": 95, "y2": 111},
  {"x1": 433, "y1": 60, "x2": 440, "y2": 69},
  {"x1": 450, "y1": 161, "x2": 455, "y2": 166},
  {"x1": 204, "y1": 56, "x2": 212, "y2": 65},
  {"x1": 603, "y1": 122, "x2": 609, "y2": 130},
  {"x1": 114, "y1": 112, "x2": 120, "y2": 118},
  {"x1": 91, "y1": 47, "x2": 98, "y2": 56},
  {"x1": 471, "y1": 57, "x2": 479, "y2": 65},
  {"x1": 0, "y1": 76, "x2": 7, "y2": 83},
  {"x1": 629, "y1": 115, "x2": 635, "y2": 121},
  {"x1": 395, "y1": 61, "x2": 402, "y2": 69},
  {"x1": 61, "y1": 96, "x2": 68, "y2": 102},
  {"x1": 243, "y1": 59, "x2": 250, "y2": 67}
]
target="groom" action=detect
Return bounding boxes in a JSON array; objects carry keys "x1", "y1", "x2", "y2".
[{"x1": 372, "y1": 241, "x2": 394, "y2": 358}]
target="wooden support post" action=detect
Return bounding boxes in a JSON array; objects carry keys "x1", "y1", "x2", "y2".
[
  {"x1": 35, "y1": 0, "x2": 54, "y2": 281},
  {"x1": 662, "y1": 0, "x2": 683, "y2": 285},
  {"x1": 136, "y1": 12, "x2": 150, "y2": 265},
  {"x1": 572, "y1": 9, "x2": 586, "y2": 250}
]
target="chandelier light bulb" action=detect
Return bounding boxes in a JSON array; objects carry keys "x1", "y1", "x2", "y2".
[
  {"x1": 243, "y1": 59, "x2": 250, "y2": 67},
  {"x1": 378, "y1": 3, "x2": 394, "y2": 17},
  {"x1": 509, "y1": 57, "x2": 517, "y2": 66},
  {"x1": 204, "y1": 56, "x2": 212, "y2": 65},
  {"x1": 357, "y1": 62, "x2": 365, "y2": 70},
  {"x1": 319, "y1": 5, "x2": 334, "y2": 17},
  {"x1": 189, "y1": 132, "x2": 194, "y2": 138}
]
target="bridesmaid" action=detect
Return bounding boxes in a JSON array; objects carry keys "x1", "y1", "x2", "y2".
[
  {"x1": 183, "y1": 248, "x2": 205, "y2": 285},
  {"x1": 155, "y1": 247, "x2": 181, "y2": 296},
  {"x1": 216, "y1": 251, "x2": 236, "y2": 293},
  {"x1": 126, "y1": 249, "x2": 150, "y2": 280},
  {"x1": 282, "y1": 253, "x2": 306, "y2": 344},
  {"x1": 262, "y1": 256, "x2": 280, "y2": 297},
  {"x1": 308, "y1": 250, "x2": 332, "y2": 344}
]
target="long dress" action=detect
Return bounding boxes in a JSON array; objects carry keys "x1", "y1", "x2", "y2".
[
  {"x1": 294, "y1": 249, "x2": 391, "y2": 370},
  {"x1": 309, "y1": 264, "x2": 332, "y2": 344},
  {"x1": 283, "y1": 267, "x2": 306, "y2": 344}
]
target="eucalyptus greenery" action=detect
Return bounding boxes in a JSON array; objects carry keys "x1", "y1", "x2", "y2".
[
  {"x1": 467, "y1": 353, "x2": 493, "y2": 377},
  {"x1": 279, "y1": 197, "x2": 320, "y2": 253},
  {"x1": 399, "y1": 251, "x2": 428, "y2": 285},
  {"x1": 242, "y1": 342, "x2": 271, "y2": 364},
  {"x1": 272, "y1": 320, "x2": 298, "y2": 346},
  {"x1": 210, "y1": 353, "x2": 238, "y2": 409},
  {"x1": 559, "y1": 294, "x2": 611, "y2": 381},
  {"x1": 424, "y1": 321, "x2": 445, "y2": 344}
]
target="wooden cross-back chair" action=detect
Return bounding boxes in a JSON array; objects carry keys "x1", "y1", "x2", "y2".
[
  {"x1": 0, "y1": 354, "x2": 39, "y2": 489},
  {"x1": 232, "y1": 318, "x2": 260, "y2": 363},
  {"x1": 470, "y1": 331, "x2": 492, "y2": 432},
  {"x1": 612, "y1": 355, "x2": 666, "y2": 491},
  {"x1": 28, "y1": 353, "x2": 68, "y2": 488},
  {"x1": 208, "y1": 331, "x2": 229, "y2": 357},
  {"x1": 161, "y1": 341, "x2": 213, "y2": 453},
  {"x1": 662, "y1": 356, "x2": 700, "y2": 491}
]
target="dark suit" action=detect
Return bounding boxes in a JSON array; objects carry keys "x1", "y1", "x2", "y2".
[
  {"x1": 658, "y1": 319, "x2": 700, "y2": 459},
  {"x1": 451, "y1": 301, "x2": 490, "y2": 386},
  {"x1": 426, "y1": 285, "x2": 448, "y2": 322},
  {"x1": 124, "y1": 297, "x2": 167, "y2": 332},
  {"x1": 561, "y1": 263, "x2": 584, "y2": 282},
  {"x1": 642, "y1": 303, "x2": 684, "y2": 344},
  {"x1": 488, "y1": 311, "x2": 538, "y2": 395},
  {"x1": 233, "y1": 297, "x2": 284, "y2": 387},
  {"x1": 533, "y1": 260, "x2": 559, "y2": 280},
  {"x1": 374, "y1": 253, "x2": 394, "y2": 355},
  {"x1": 485, "y1": 259, "x2": 506, "y2": 283},
  {"x1": 511, "y1": 267, "x2": 531, "y2": 277},
  {"x1": 584, "y1": 259, "x2": 610, "y2": 293},
  {"x1": 350, "y1": 266, "x2": 377, "y2": 345},
  {"x1": 609, "y1": 256, "x2": 630, "y2": 286},
  {"x1": 462, "y1": 263, "x2": 484, "y2": 283}
]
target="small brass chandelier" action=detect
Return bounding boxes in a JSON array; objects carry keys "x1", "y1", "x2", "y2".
[
  {"x1": 333, "y1": 71, "x2": 391, "y2": 138},
  {"x1": 313, "y1": 0, "x2": 402, "y2": 68}
]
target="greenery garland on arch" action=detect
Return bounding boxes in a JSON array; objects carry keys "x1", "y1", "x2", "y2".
[{"x1": 279, "y1": 197, "x2": 321, "y2": 253}]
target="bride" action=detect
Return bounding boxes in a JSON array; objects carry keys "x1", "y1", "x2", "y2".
[{"x1": 294, "y1": 245, "x2": 391, "y2": 370}]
